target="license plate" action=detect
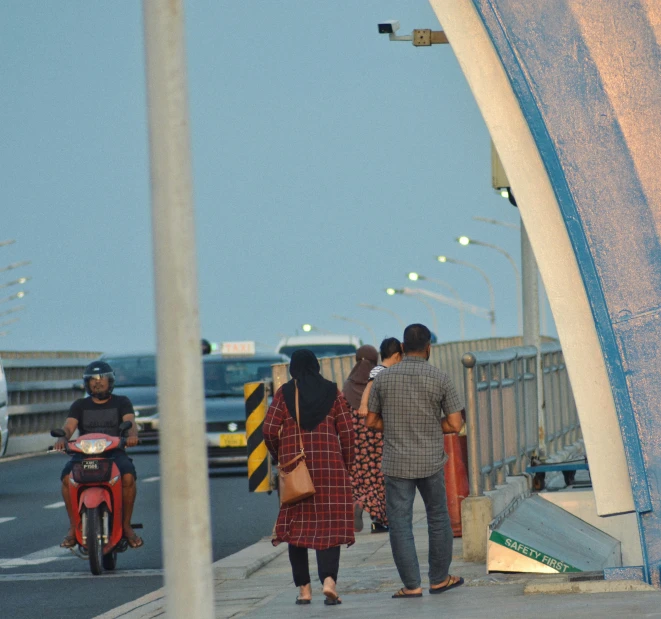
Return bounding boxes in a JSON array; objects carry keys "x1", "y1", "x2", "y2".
[
  {"x1": 83, "y1": 460, "x2": 99, "y2": 470},
  {"x1": 219, "y1": 433, "x2": 246, "y2": 448}
]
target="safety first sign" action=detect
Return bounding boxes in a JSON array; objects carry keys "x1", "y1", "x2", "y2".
[
  {"x1": 220, "y1": 341, "x2": 256, "y2": 356},
  {"x1": 489, "y1": 531, "x2": 581, "y2": 573}
]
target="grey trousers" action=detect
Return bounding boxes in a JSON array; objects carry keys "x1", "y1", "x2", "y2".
[{"x1": 384, "y1": 467, "x2": 453, "y2": 589}]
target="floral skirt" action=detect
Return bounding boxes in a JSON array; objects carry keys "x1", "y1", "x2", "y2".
[{"x1": 350, "y1": 410, "x2": 387, "y2": 524}]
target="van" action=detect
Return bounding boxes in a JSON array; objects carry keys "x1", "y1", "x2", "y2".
[{"x1": 275, "y1": 335, "x2": 361, "y2": 359}]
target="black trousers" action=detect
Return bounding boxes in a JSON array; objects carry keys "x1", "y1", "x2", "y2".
[{"x1": 288, "y1": 544, "x2": 341, "y2": 586}]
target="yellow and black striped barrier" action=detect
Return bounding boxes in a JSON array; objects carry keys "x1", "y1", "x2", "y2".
[{"x1": 244, "y1": 381, "x2": 273, "y2": 493}]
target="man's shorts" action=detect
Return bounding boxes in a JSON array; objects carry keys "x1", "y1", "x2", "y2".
[{"x1": 61, "y1": 450, "x2": 137, "y2": 481}]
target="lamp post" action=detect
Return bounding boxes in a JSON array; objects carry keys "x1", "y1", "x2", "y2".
[
  {"x1": 301, "y1": 323, "x2": 337, "y2": 335},
  {"x1": 0, "y1": 240, "x2": 16, "y2": 249},
  {"x1": 408, "y1": 272, "x2": 465, "y2": 340},
  {"x1": 357, "y1": 303, "x2": 406, "y2": 330},
  {"x1": 456, "y1": 236, "x2": 522, "y2": 333},
  {"x1": 0, "y1": 276, "x2": 30, "y2": 290},
  {"x1": 0, "y1": 291, "x2": 27, "y2": 304},
  {"x1": 0, "y1": 261, "x2": 31, "y2": 274},
  {"x1": 0, "y1": 305, "x2": 26, "y2": 318},
  {"x1": 331, "y1": 315, "x2": 377, "y2": 346},
  {"x1": 386, "y1": 288, "x2": 439, "y2": 338},
  {"x1": 435, "y1": 255, "x2": 496, "y2": 335}
]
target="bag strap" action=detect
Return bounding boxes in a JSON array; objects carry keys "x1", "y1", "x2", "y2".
[{"x1": 279, "y1": 381, "x2": 306, "y2": 469}]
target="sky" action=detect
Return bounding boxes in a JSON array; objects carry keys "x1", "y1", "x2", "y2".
[{"x1": 0, "y1": 1, "x2": 555, "y2": 354}]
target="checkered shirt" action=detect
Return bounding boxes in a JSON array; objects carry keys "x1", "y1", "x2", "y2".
[{"x1": 368, "y1": 355, "x2": 463, "y2": 478}]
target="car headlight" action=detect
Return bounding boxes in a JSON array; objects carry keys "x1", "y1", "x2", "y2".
[{"x1": 75, "y1": 439, "x2": 112, "y2": 454}]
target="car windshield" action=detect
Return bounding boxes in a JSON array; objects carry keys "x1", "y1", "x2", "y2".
[
  {"x1": 104, "y1": 356, "x2": 157, "y2": 388},
  {"x1": 204, "y1": 359, "x2": 277, "y2": 396},
  {"x1": 278, "y1": 344, "x2": 357, "y2": 358}
]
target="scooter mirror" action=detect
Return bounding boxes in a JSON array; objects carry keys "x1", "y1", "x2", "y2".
[{"x1": 51, "y1": 429, "x2": 66, "y2": 438}]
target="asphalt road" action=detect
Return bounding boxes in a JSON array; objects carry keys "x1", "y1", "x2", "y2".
[{"x1": 0, "y1": 447, "x2": 279, "y2": 619}]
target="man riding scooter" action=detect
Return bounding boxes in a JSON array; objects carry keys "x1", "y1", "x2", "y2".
[{"x1": 54, "y1": 361, "x2": 143, "y2": 549}]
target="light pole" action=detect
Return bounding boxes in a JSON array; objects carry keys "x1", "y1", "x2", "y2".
[
  {"x1": 0, "y1": 276, "x2": 30, "y2": 290},
  {"x1": 435, "y1": 255, "x2": 496, "y2": 335},
  {"x1": 357, "y1": 303, "x2": 406, "y2": 330},
  {"x1": 301, "y1": 323, "x2": 338, "y2": 335},
  {"x1": 0, "y1": 291, "x2": 27, "y2": 304},
  {"x1": 0, "y1": 305, "x2": 26, "y2": 318},
  {"x1": 408, "y1": 272, "x2": 465, "y2": 340},
  {"x1": 386, "y1": 288, "x2": 439, "y2": 339},
  {"x1": 471, "y1": 216, "x2": 519, "y2": 230},
  {"x1": 0, "y1": 240, "x2": 16, "y2": 249},
  {"x1": 331, "y1": 315, "x2": 377, "y2": 346},
  {"x1": 457, "y1": 236, "x2": 522, "y2": 333},
  {"x1": 0, "y1": 261, "x2": 31, "y2": 274}
]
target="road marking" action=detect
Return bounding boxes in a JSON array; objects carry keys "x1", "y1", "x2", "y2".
[
  {"x1": 142, "y1": 476, "x2": 160, "y2": 483},
  {"x1": 0, "y1": 568, "x2": 163, "y2": 581},
  {"x1": 0, "y1": 545, "x2": 75, "y2": 569},
  {"x1": 44, "y1": 501, "x2": 65, "y2": 509},
  {"x1": 0, "y1": 517, "x2": 16, "y2": 525}
]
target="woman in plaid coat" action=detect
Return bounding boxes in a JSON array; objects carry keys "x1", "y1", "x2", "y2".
[{"x1": 264, "y1": 349, "x2": 355, "y2": 606}]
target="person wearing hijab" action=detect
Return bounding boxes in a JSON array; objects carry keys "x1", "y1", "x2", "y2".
[
  {"x1": 264, "y1": 349, "x2": 355, "y2": 606},
  {"x1": 342, "y1": 343, "x2": 394, "y2": 534}
]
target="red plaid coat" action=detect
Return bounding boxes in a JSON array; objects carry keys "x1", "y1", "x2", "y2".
[{"x1": 263, "y1": 387, "x2": 355, "y2": 550}]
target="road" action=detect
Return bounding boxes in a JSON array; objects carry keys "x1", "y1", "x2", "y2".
[{"x1": 0, "y1": 448, "x2": 279, "y2": 619}]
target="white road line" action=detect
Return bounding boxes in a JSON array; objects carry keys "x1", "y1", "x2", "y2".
[
  {"x1": 44, "y1": 501, "x2": 65, "y2": 509},
  {"x1": 142, "y1": 476, "x2": 160, "y2": 483},
  {"x1": 0, "y1": 545, "x2": 75, "y2": 569},
  {"x1": 0, "y1": 517, "x2": 16, "y2": 525},
  {"x1": 0, "y1": 569, "x2": 163, "y2": 581}
]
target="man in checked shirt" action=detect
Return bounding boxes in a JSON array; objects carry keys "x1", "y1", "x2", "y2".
[{"x1": 367, "y1": 323, "x2": 465, "y2": 599}]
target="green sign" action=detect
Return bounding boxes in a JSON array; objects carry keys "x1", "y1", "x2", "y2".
[{"x1": 489, "y1": 530, "x2": 582, "y2": 573}]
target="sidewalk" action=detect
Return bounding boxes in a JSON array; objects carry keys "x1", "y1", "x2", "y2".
[{"x1": 97, "y1": 495, "x2": 660, "y2": 619}]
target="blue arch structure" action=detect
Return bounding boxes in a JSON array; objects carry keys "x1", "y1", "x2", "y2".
[{"x1": 430, "y1": 0, "x2": 661, "y2": 584}]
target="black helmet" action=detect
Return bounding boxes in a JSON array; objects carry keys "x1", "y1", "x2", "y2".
[{"x1": 83, "y1": 361, "x2": 115, "y2": 398}]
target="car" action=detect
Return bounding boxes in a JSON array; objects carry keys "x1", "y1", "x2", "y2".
[
  {"x1": 98, "y1": 353, "x2": 159, "y2": 443},
  {"x1": 0, "y1": 357, "x2": 8, "y2": 457},
  {"x1": 275, "y1": 334, "x2": 361, "y2": 359},
  {"x1": 204, "y1": 351, "x2": 289, "y2": 467}
]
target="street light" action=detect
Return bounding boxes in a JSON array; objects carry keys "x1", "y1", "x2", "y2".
[
  {"x1": 471, "y1": 216, "x2": 519, "y2": 231},
  {"x1": 408, "y1": 272, "x2": 465, "y2": 340},
  {"x1": 455, "y1": 236, "x2": 522, "y2": 333},
  {"x1": 385, "y1": 288, "x2": 439, "y2": 338},
  {"x1": 0, "y1": 305, "x2": 26, "y2": 318},
  {"x1": 0, "y1": 260, "x2": 31, "y2": 274},
  {"x1": 0, "y1": 276, "x2": 30, "y2": 290},
  {"x1": 0, "y1": 317, "x2": 19, "y2": 329},
  {"x1": 0, "y1": 291, "x2": 27, "y2": 304},
  {"x1": 0, "y1": 240, "x2": 16, "y2": 248},
  {"x1": 331, "y1": 315, "x2": 376, "y2": 346},
  {"x1": 435, "y1": 255, "x2": 496, "y2": 335},
  {"x1": 300, "y1": 323, "x2": 337, "y2": 335},
  {"x1": 357, "y1": 303, "x2": 406, "y2": 330}
]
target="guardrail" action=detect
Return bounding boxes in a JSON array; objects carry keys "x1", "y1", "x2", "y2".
[
  {"x1": 2, "y1": 352, "x2": 100, "y2": 436},
  {"x1": 271, "y1": 336, "x2": 555, "y2": 393},
  {"x1": 462, "y1": 343, "x2": 579, "y2": 496}
]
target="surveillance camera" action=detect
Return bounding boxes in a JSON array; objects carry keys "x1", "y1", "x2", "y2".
[{"x1": 378, "y1": 20, "x2": 400, "y2": 34}]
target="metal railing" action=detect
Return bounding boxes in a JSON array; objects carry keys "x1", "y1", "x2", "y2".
[
  {"x1": 271, "y1": 336, "x2": 548, "y2": 393},
  {"x1": 462, "y1": 343, "x2": 579, "y2": 496},
  {"x1": 2, "y1": 352, "x2": 100, "y2": 435}
]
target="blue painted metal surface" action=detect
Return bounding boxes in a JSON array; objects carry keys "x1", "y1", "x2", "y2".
[{"x1": 470, "y1": 0, "x2": 661, "y2": 584}]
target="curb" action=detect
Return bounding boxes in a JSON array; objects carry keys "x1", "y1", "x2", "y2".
[
  {"x1": 93, "y1": 537, "x2": 287, "y2": 619},
  {"x1": 524, "y1": 579, "x2": 656, "y2": 595}
]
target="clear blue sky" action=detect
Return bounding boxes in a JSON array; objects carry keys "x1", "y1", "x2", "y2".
[{"x1": 0, "y1": 1, "x2": 553, "y2": 353}]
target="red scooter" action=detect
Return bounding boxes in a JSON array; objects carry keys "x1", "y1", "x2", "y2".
[{"x1": 50, "y1": 421, "x2": 140, "y2": 575}]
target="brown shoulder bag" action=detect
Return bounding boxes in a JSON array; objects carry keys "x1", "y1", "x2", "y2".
[{"x1": 278, "y1": 383, "x2": 316, "y2": 505}]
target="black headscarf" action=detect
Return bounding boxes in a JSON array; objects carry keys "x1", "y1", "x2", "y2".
[
  {"x1": 342, "y1": 345, "x2": 378, "y2": 409},
  {"x1": 282, "y1": 349, "x2": 338, "y2": 431}
]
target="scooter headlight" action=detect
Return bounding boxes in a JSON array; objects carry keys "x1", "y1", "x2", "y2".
[{"x1": 75, "y1": 439, "x2": 112, "y2": 454}]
